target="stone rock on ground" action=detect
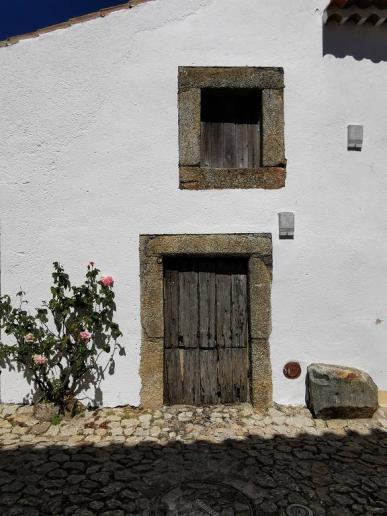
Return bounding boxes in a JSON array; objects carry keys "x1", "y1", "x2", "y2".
[
  {"x1": 33, "y1": 402, "x2": 59, "y2": 422},
  {"x1": 306, "y1": 363, "x2": 378, "y2": 419}
]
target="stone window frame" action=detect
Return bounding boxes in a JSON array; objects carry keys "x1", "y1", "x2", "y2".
[
  {"x1": 139, "y1": 233, "x2": 273, "y2": 410},
  {"x1": 178, "y1": 66, "x2": 286, "y2": 190}
]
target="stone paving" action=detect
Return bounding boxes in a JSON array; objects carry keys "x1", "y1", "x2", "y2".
[{"x1": 0, "y1": 403, "x2": 386, "y2": 515}]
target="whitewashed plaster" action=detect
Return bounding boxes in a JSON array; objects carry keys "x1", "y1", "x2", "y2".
[{"x1": 0, "y1": 0, "x2": 386, "y2": 406}]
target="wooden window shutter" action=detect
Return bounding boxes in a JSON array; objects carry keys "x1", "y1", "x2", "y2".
[{"x1": 201, "y1": 88, "x2": 262, "y2": 169}]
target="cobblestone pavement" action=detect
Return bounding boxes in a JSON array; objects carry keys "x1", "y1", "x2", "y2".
[{"x1": 0, "y1": 403, "x2": 386, "y2": 515}]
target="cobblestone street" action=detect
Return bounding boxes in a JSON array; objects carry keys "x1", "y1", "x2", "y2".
[{"x1": 0, "y1": 403, "x2": 386, "y2": 515}]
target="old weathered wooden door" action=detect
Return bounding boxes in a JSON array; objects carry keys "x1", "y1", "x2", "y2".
[{"x1": 164, "y1": 256, "x2": 249, "y2": 405}]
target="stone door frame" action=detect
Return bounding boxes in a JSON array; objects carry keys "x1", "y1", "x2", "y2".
[{"x1": 139, "y1": 233, "x2": 273, "y2": 410}]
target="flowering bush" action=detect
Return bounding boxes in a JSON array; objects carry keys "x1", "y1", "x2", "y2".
[{"x1": 0, "y1": 262, "x2": 122, "y2": 413}]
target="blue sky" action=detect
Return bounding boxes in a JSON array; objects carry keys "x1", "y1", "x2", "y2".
[{"x1": 0, "y1": 0, "x2": 123, "y2": 40}]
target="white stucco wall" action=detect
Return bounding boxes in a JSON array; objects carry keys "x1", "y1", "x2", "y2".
[{"x1": 0, "y1": 0, "x2": 386, "y2": 407}]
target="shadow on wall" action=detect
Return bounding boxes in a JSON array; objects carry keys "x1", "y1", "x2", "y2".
[
  {"x1": 0, "y1": 430, "x2": 386, "y2": 514},
  {"x1": 323, "y1": 23, "x2": 387, "y2": 62},
  {"x1": 0, "y1": 355, "x2": 108, "y2": 409}
]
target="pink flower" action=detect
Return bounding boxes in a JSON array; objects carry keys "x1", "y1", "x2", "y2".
[
  {"x1": 33, "y1": 354, "x2": 47, "y2": 366},
  {"x1": 24, "y1": 333, "x2": 34, "y2": 343},
  {"x1": 100, "y1": 275, "x2": 114, "y2": 287},
  {"x1": 79, "y1": 331, "x2": 91, "y2": 343},
  {"x1": 89, "y1": 261, "x2": 95, "y2": 268}
]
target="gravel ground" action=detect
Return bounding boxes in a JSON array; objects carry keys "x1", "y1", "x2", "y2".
[{"x1": 0, "y1": 403, "x2": 386, "y2": 515}]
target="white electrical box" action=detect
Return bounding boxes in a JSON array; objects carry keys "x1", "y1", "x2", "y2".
[
  {"x1": 278, "y1": 212, "x2": 295, "y2": 240},
  {"x1": 348, "y1": 125, "x2": 363, "y2": 151}
]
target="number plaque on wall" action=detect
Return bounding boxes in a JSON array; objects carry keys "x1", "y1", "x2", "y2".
[{"x1": 283, "y1": 361, "x2": 302, "y2": 379}]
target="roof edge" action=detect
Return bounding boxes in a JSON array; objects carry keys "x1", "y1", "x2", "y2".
[
  {"x1": 324, "y1": 4, "x2": 387, "y2": 24},
  {"x1": 328, "y1": 0, "x2": 387, "y2": 7},
  {"x1": 0, "y1": 0, "x2": 154, "y2": 49},
  {"x1": 329, "y1": 0, "x2": 349, "y2": 6}
]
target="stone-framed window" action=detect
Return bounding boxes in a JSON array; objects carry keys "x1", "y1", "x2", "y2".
[
  {"x1": 139, "y1": 233, "x2": 273, "y2": 410},
  {"x1": 178, "y1": 66, "x2": 286, "y2": 190}
]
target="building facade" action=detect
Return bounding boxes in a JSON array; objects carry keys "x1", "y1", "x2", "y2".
[{"x1": 0, "y1": 0, "x2": 386, "y2": 408}]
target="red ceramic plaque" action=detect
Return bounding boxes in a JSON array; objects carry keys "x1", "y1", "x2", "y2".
[{"x1": 283, "y1": 361, "x2": 302, "y2": 379}]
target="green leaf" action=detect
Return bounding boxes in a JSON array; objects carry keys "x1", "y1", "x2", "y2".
[{"x1": 0, "y1": 261, "x2": 122, "y2": 413}]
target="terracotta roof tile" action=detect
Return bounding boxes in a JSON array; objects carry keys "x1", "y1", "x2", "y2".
[
  {"x1": 69, "y1": 12, "x2": 102, "y2": 26},
  {"x1": 329, "y1": 0, "x2": 387, "y2": 6},
  {"x1": 325, "y1": 0, "x2": 387, "y2": 24},
  {"x1": 100, "y1": 4, "x2": 132, "y2": 17},
  {"x1": 37, "y1": 22, "x2": 72, "y2": 35}
]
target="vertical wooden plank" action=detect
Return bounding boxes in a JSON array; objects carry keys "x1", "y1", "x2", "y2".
[
  {"x1": 248, "y1": 123, "x2": 260, "y2": 168},
  {"x1": 243, "y1": 124, "x2": 249, "y2": 169},
  {"x1": 200, "y1": 349, "x2": 219, "y2": 404},
  {"x1": 201, "y1": 121, "x2": 210, "y2": 167},
  {"x1": 182, "y1": 349, "x2": 201, "y2": 405},
  {"x1": 218, "y1": 348, "x2": 234, "y2": 403},
  {"x1": 164, "y1": 348, "x2": 184, "y2": 404},
  {"x1": 164, "y1": 267, "x2": 179, "y2": 349},
  {"x1": 255, "y1": 91, "x2": 262, "y2": 168},
  {"x1": 235, "y1": 124, "x2": 242, "y2": 169},
  {"x1": 232, "y1": 348, "x2": 248, "y2": 402},
  {"x1": 217, "y1": 259, "x2": 249, "y2": 403},
  {"x1": 212, "y1": 122, "x2": 224, "y2": 168},
  {"x1": 204, "y1": 122, "x2": 224, "y2": 168},
  {"x1": 164, "y1": 348, "x2": 201, "y2": 405},
  {"x1": 231, "y1": 261, "x2": 248, "y2": 348},
  {"x1": 224, "y1": 122, "x2": 236, "y2": 168},
  {"x1": 179, "y1": 259, "x2": 199, "y2": 349},
  {"x1": 235, "y1": 123, "x2": 249, "y2": 169},
  {"x1": 198, "y1": 259, "x2": 216, "y2": 349},
  {"x1": 256, "y1": 119, "x2": 261, "y2": 167},
  {"x1": 216, "y1": 260, "x2": 232, "y2": 348},
  {"x1": 247, "y1": 124, "x2": 254, "y2": 167},
  {"x1": 218, "y1": 348, "x2": 248, "y2": 403}
]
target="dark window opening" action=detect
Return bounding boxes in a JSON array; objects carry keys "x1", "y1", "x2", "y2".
[{"x1": 201, "y1": 88, "x2": 262, "y2": 169}]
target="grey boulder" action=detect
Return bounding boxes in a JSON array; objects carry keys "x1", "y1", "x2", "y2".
[{"x1": 306, "y1": 363, "x2": 378, "y2": 419}]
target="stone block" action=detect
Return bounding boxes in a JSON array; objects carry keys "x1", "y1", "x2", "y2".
[
  {"x1": 33, "y1": 402, "x2": 59, "y2": 422},
  {"x1": 178, "y1": 89, "x2": 201, "y2": 166},
  {"x1": 250, "y1": 338, "x2": 272, "y2": 411},
  {"x1": 249, "y1": 257, "x2": 272, "y2": 339},
  {"x1": 178, "y1": 66, "x2": 284, "y2": 92},
  {"x1": 378, "y1": 390, "x2": 387, "y2": 407},
  {"x1": 306, "y1": 363, "x2": 378, "y2": 419},
  {"x1": 29, "y1": 422, "x2": 51, "y2": 435},
  {"x1": 141, "y1": 233, "x2": 272, "y2": 258},
  {"x1": 139, "y1": 253, "x2": 164, "y2": 338},
  {"x1": 140, "y1": 338, "x2": 164, "y2": 409},
  {"x1": 179, "y1": 166, "x2": 286, "y2": 190},
  {"x1": 262, "y1": 89, "x2": 285, "y2": 167}
]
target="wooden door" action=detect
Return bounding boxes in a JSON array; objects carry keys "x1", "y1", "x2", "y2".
[{"x1": 164, "y1": 257, "x2": 249, "y2": 405}]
